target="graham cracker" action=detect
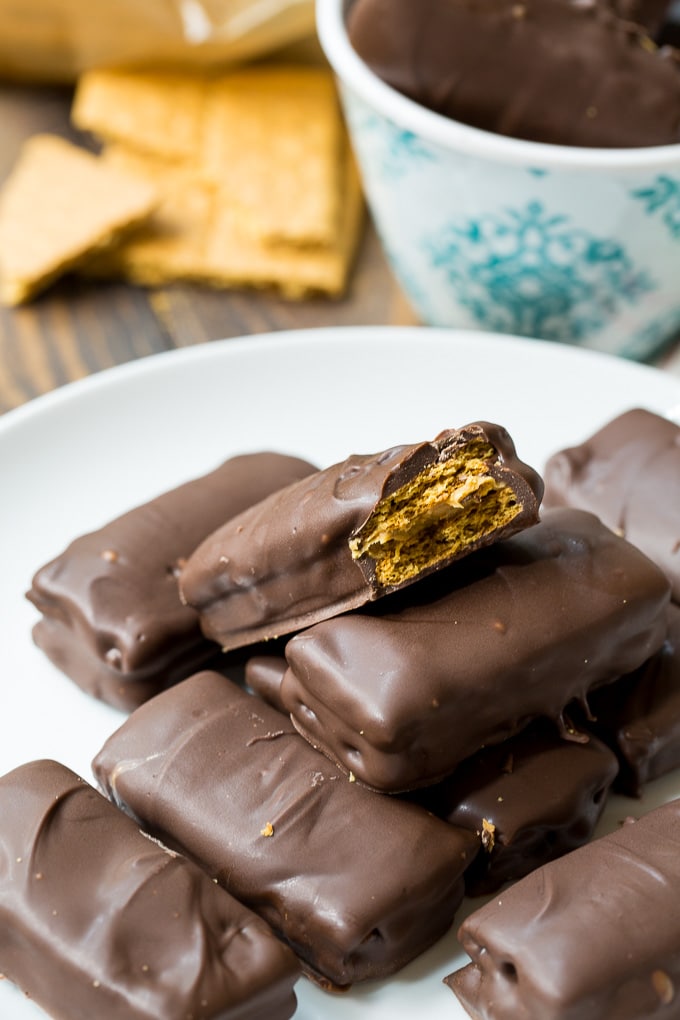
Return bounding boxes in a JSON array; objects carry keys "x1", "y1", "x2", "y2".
[
  {"x1": 69, "y1": 63, "x2": 364, "y2": 296},
  {"x1": 72, "y1": 69, "x2": 206, "y2": 161},
  {"x1": 86, "y1": 139, "x2": 363, "y2": 298},
  {"x1": 201, "y1": 65, "x2": 343, "y2": 248},
  {"x1": 200, "y1": 139, "x2": 364, "y2": 297},
  {"x1": 87, "y1": 145, "x2": 214, "y2": 285},
  {"x1": 0, "y1": 134, "x2": 157, "y2": 305}
]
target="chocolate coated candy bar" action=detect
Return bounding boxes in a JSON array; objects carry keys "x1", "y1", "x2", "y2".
[
  {"x1": 93, "y1": 671, "x2": 478, "y2": 989},
  {"x1": 180, "y1": 423, "x2": 543, "y2": 652},
  {"x1": 348, "y1": 0, "x2": 680, "y2": 148},
  {"x1": 412, "y1": 721, "x2": 618, "y2": 895},
  {"x1": 543, "y1": 408, "x2": 680, "y2": 601},
  {"x1": 446, "y1": 799, "x2": 680, "y2": 1020},
  {"x1": 27, "y1": 451, "x2": 315, "y2": 710},
  {"x1": 0, "y1": 759, "x2": 299, "y2": 1020},
  {"x1": 280, "y1": 508, "x2": 669, "y2": 791},
  {"x1": 588, "y1": 603, "x2": 680, "y2": 796},
  {"x1": 248, "y1": 657, "x2": 619, "y2": 878}
]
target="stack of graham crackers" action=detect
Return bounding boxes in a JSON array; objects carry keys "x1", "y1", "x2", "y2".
[{"x1": 0, "y1": 65, "x2": 364, "y2": 306}]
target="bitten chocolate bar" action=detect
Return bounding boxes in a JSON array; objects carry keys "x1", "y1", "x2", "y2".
[
  {"x1": 93, "y1": 671, "x2": 478, "y2": 990},
  {"x1": 280, "y1": 508, "x2": 669, "y2": 792},
  {"x1": 446, "y1": 798, "x2": 680, "y2": 1020},
  {"x1": 543, "y1": 407, "x2": 680, "y2": 601},
  {"x1": 27, "y1": 451, "x2": 315, "y2": 710},
  {"x1": 412, "y1": 721, "x2": 618, "y2": 895},
  {"x1": 587, "y1": 603, "x2": 680, "y2": 796},
  {"x1": 0, "y1": 759, "x2": 300, "y2": 1020},
  {"x1": 180, "y1": 423, "x2": 543, "y2": 651}
]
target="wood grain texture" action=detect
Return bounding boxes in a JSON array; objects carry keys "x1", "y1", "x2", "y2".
[{"x1": 0, "y1": 82, "x2": 417, "y2": 415}]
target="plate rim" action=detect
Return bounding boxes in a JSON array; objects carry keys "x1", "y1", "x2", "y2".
[{"x1": 3, "y1": 325, "x2": 680, "y2": 436}]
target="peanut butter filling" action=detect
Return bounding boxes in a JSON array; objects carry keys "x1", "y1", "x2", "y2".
[{"x1": 349, "y1": 440, "x2": 521, "y2": 586}]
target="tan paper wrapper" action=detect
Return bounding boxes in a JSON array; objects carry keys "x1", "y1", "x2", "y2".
[{"x1": 0, "y1": 0, "x2": 315, "y2": 83}]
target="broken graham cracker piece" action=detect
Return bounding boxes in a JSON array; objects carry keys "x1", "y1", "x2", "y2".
[
  {"x1": 89, "y1": 138, "x2": 363, "y2": 297},
  {"x1": 87, "y1": 145, "x2": 215, "y2": 285},
  {"x1": 72, "y1": 69, "x2": 206, "y2": 162},
  {"x1": 0, "y1": 134, "x2": 157, "y2": 306},
  {"x1": 201, "y1": 65, "x2": 343, "y2": 247},
  {"x1": 73, "y1": 65, "x2": 347, "y2": 249}
]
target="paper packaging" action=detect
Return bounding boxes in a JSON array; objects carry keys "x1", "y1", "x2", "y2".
[{"x1": 0, "y1": 0, "x2": 315, "y2": 82}]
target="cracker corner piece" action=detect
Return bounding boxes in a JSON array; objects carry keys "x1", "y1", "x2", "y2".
[
  {"x1": 0, "y1": 134, "x2": 158, "y2": 306},
  {"x1": 202, "y1": 137, "x2": 364, "y2": 298},
  {"x1": 72, "y1": 69, "x2": 205, "y2": 162},
  {"x1": 86, "y1": 145, "x2": 214, "y2": 286}
]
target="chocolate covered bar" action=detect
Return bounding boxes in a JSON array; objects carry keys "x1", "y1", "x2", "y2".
[
  {"x1": 93, "y1": 670, "x2": 478, "y2": 990},
  {"x1": 280, "y1": 508, "x2": 670, "y2": 791},
  {"x1": 446, "y1": 798, "x2": 680, "y2": 1020},
  {"x1": 543, "y1": 408, "x2": 680, "y2": 601},
  {"x1": 247, "y1": 656, "x2": 619, "y2": 877},
  {"x1": 0, "y1": 759, "x2": 299, "y2": 1020},
  {"x1": 180, "y1": 423, "x2": 543, "y2": 651},
  {"x1": 412, "y1": 721, "x2": 618, "y2": 895},
  {"x1": 348, "y1": 0, "x2": 680, "y2": 148},
  {"x1": 27, "y1": 451, "x2": 315, "y2": 710},
  {"x1": 587, "y1": 603, "x2": 680, "y2": 796}
]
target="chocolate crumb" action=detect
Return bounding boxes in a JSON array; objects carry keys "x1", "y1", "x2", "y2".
[{"x1": 481, "y1": 818, "x2": 496, "y2": 852}]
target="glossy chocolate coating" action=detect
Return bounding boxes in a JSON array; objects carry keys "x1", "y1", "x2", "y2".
[
  {"x1": 587, "y1": 603, "x2": 680, "y2": 795},
  {"x1": 0, "y1": 759, "x2": 299, "y2": 1020},
  {"x1": 93, "y1": 671, "x2": 478, "y2": 990},
  {"x1": 180, "y1": 423, "x2": 543, "y2": 652},
  {"x1": 280, "y1": 508, "x2": 670, "y2": 792},
  {"x1": 543, "y1": 408, "x2": 680, "y2": 601},
  {"x1": 245, "y1": 655, "x2": 289, "y2": 712},
  {"x1": 27, "y1": 452, "x2": 316, "y2": 710},
  {"x1": 348, "y1": 0, "x2": 680, "y2": 147},
  {"x1": 412, "y1": 721, "x2": 618, "y2": 895},
  {"x1": 446, "y1": 799, "x2": 680, "y2": 1020}
]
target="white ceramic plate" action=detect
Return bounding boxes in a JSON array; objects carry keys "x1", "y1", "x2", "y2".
[{"x1": 3, "y1": 326, "x2": 680, "y2": 1020}]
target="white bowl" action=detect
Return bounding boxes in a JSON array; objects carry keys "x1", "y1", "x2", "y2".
[{"x1": 317, "y1": 0, "x2": 680, "y2": 359}]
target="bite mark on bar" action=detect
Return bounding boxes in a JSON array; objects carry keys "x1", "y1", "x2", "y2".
[{"x1": 350, "y1": 440, "x2": 520, "y2": 587}]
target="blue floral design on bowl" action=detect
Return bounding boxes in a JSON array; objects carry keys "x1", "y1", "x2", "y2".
[{"x1": 424, "y1": 201, "x2": 653, "y2": 342}]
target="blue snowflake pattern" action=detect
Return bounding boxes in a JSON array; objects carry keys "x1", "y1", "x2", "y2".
[
  {"x1": 425, "y1": 201, "x2": 653, "y2": 341},
  {"x1": 631, "y1": 176, "x2": 680, "y2": 240},
  {"x1": 353, "y1": 111, "x2": 437, "y2": 179}
]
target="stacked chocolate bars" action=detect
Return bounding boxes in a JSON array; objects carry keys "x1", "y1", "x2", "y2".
[{"x1": 5, "y1": 412, "x2": 680, "y2": 1019}]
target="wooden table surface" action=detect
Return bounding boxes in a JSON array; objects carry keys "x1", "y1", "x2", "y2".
[
  {"x1": 1, "y1": 80, "x2": 680, "y2": 416},
  {"x1": 0, "y1": 81, "x2": 419, "y2": 416}
]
